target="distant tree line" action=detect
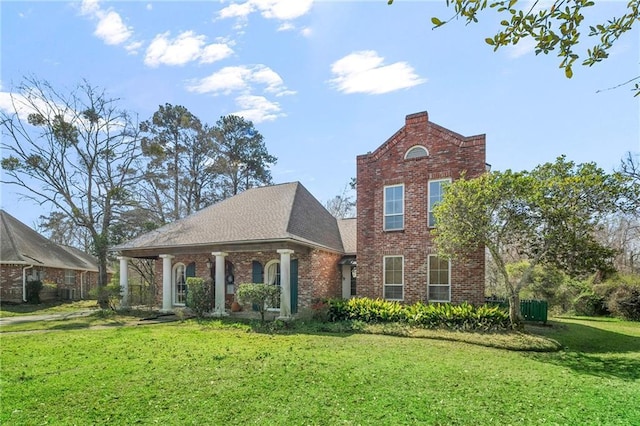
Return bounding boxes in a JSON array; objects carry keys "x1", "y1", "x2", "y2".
[{"x1": 1, "y1": 76, "x2": 276, "y2": 307}]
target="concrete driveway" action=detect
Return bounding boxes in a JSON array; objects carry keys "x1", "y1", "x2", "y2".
[{"x1": 0, "y1": 310, "x2": 97, "y2": 326}]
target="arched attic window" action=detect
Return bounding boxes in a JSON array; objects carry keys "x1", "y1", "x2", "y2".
[{"x1": 404, "y1": 145, "x2": 429, "y2": 160}]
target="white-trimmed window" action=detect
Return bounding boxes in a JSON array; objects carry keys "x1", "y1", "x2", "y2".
[
  {"x1": 428, "y1": 178, "x2": 451, "y2": 227},
  {"x1": 383, "y1": 256, "x2": 404, "y2": 300},
  {"x1": 405, "y1": 145, "x2": 429, "y2": 159},
  {"x1": 64, "y1": 270, "x2": 76, "y2": 286},
  {"x1": 428, "y1": 255, "x2": 451, "y2": 302},
  {"x1": 264, "y1": 260, "x2": 281, "y2": 310},
  {"x1": 173, "y1": 263, "x2": 186, "y2": 306},
  {"x1": 384, "y1": 184, "x2": 404, "y2": 231}
]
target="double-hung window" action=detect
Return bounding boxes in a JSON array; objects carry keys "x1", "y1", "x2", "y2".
[
  {"x1": 384, "y1": 184, "x2": 404, "y2": 231},
  {"x1": 428, "y1": 179, "x2": 451, "y2": 227},
  {"x1": 383, "y1": 256, "x2": 404, "y2": 300},
  {"x1": 428, "y1": 255, "x2": 451, "y2": 302},
  {"x1": 64, "y1": 270, "x2": 76, "y2": 286}
]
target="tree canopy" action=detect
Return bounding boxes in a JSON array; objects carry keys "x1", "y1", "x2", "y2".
[
  {"x1": 433, "y1": 156, "x2": 638, "y2": 327},
  {"x1": 210, "y1": 115, "x2": 277, "y2": 199},
  {"x1": 0, "y1": 77, "x2": 142, "y2": 307},
  {"x1": 1, "y1": 78, "x2": 279, "y2": 307},
  {"x1": 325, "y1": 178, "x2": 357, "y2": 218},
  {"x1": 140, "y1": 103, "x2": 211, "y2": 222},
  {"x1": 388, "y1": 0, "x2": 640, "y2": 94}
]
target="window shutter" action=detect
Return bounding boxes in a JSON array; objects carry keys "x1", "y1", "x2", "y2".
[
  {"x1": 252, "y1": 261, "x2": 263, "y2": 283},
  {"x1": 186, "y1": 262, "x2": 196, "y2": 278},
  {"x1": 251, "y1": 261, "x2": 263, "y2": 311}
]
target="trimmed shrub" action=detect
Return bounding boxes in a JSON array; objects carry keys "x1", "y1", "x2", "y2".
[
  {"x1": 25, "y1": 280, "x2": 43, "y2": 304},
  {"x1": 606, "y1": 284, "x2": 640, "y2": 321},
  {"x1": 89, "y1": 283, "x2": 122, "y2": 310},
  {"x1": 572, "y1": 291, "x2": 607, "y2": 316},
  {"x1": 237, "y1": 283, "x2": 280, "y2": 322},
  {"x1": 186, "y1": 277, "x2": 213, "y2": 318}
]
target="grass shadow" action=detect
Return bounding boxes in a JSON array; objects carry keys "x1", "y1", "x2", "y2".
[
  {"x1": 524, "y1": 320, "x2": 640, "y2": 381},
  {"x1": 528, "y1": 351, "x2": 640, "y2": 381}
]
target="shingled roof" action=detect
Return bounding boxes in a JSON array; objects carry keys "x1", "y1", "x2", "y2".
[
  {"x1": 0, "y1": 209, "x2": 99, "y2": 271},
  {"x1": 337, "y1": 218, "x2": 356, "y2": 255},
  {"x1": 115, "y1": 182, "x2": 346, "y2": 253}
]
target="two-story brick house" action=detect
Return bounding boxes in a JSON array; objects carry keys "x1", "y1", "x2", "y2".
[
  {"x1": 356, "y1": 111, "x2": 486, "y2": 306},
  {"x1": 114, "y1": 110, "x2": 487, "y2": 314}
]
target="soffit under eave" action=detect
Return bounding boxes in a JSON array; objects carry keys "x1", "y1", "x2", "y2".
[{"x1": 116, "y1": 240, "x2": 320, "y2": 259}]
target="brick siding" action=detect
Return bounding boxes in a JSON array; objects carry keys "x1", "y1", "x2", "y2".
[
  {"x1": 1, "y1": 264, "x2": 100, "y2": 303},
  {"x1": 151, "y1": 248, "x2": 342, "y2": 309},
  {"x1": 356, "y1": 111, "x2": 486, "y2": 305}
]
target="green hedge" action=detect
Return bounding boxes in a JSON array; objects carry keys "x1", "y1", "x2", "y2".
[
  {"x1": 327, "y1": 298, "x2": 509, "y2": 331},
  {"x1": 186, "y1": 277, "x2": 213, "y2": 318}
]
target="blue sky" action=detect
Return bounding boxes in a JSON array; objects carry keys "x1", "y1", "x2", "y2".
[{"x1": 1, "y1": 0, "x2": 639, "y2": 230}]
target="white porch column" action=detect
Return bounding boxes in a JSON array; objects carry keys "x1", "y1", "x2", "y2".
[
  {"x1": 212, "y1": 252, "x2": 229, "y2": 317},
  {"x1": 159, "y1": 254, "x2": 174, "y2": 312},
  {"x1": 118, "y1": 256, "x2": 130, "y2": 308},
  {"x1": 277, "y1": 249, "x2": 294, "y2": 319}
]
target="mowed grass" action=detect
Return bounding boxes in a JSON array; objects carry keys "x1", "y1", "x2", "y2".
[{"x1": 1, "y1": 317, "x2": 639, "y2": 425}]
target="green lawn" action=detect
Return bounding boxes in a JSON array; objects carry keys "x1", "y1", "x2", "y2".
[{"x1": 1, "y1": 317, "x2": 638, "y2": 425}]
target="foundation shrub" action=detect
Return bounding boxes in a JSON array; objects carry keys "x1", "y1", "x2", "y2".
[
  {"x1": 186, "y1": 277, "x2": 213, "y2": 318},
  {"x1": 237, "y1": 283, "x2": 280, "y2": 323},
  {"x1": 25, "y1": 280, "x2": 43, "y2": 304},
  {"x1": 327, "y1": 298, "x2": 509, "y2": 331}
]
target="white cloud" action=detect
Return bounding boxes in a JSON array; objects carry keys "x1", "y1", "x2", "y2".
[
  {"x1": 300, "y1": 27, "x2": 312, "y2": 37},
  {"x1": 232, "y1": 94, "x2": 283, "y2": 123},
  {"x1": 329, "y1": 50, "x2": 426, "y2": 95},
  {"x1": 277, "y1": 22, "x2": 295, "y2": 32},
  {"x1": 218, "y1": 2, "x2": 254, "y2": 19},
  {"x1": 507, "y1": 37, "x2": 537, "y2": 59},
  {"x1": 218, "y1": 0, "x2": 313, "y2": 30},
  {"x1": 94, "y1": 10, "x2": 132, "y2": 45},
  {"x1": 188, "y1": 66, "x2": 248, "y2": 94},
  {"x1": 125, "y1": 40, "x2": 144, "y2": 54},
  {"x1": 146, "y1": 3, "x2": 153, "y2": 11},
  {"x1": 256, "y1": 0, "x2": 313, "y2": 21},
  {"x1": 0, "y1": 89, "x2": 69, "y2": 123},
  {"x1": 79, "y1": 0, "x2": 138, "y2": 50},
  {"x1": 186, "y1": 64, "x2": 294, "y2": 96},
  {"x1": 144, "y1": 31, "x2": 233, "y2": 67},
  {"x1": 80, "y1": 0, "x2": 100, "y2": 16},
  {"x1": 187, "y1": 64, "x2": 294, "y2": 123}
]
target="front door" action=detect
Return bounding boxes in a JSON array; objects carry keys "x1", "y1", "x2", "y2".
[{"x1": 342, "y1": 264, "x2": 351, "y2": 299}]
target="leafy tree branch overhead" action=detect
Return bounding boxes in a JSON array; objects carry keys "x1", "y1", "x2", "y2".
[{"x1": 388, "y1": 0, "x2": 640, "y2": 95}]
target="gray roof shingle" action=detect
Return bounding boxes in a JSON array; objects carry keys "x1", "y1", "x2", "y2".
[
  {"x1": 115, "y1": 182, "x2": 346, "y2": 253},
  {"x1": 337, "y1": 217, "x2": 357, "y2": 255},
  {"x1": 0, "y1": 209, "x2": 100, "y2": 271}
]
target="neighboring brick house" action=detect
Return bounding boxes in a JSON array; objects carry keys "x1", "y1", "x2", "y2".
[
  {"x1": 356, "y1": 111, "x2": 486, "y2": 306},
  {"x1": 114, "y1": 110, "x2": 487, "y2": 315},
  {"x1": 0, "y1": 209, "x2": 103, "y2": 303}
]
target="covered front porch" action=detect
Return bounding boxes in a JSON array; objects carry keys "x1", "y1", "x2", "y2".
[{"x1": 117, "y1": 245, "x2": 304, "y2": 319}]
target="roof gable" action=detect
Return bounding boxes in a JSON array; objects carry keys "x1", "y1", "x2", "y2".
[
  {"x1": 358, "y1": 111, "x2": 486, "y2": 163},
  {"x1": 286, "y1": 183, "x2": 344, "y2": 252},
  {"x1": 0, "y1": 210, "x2": 99, "y2": 271}
]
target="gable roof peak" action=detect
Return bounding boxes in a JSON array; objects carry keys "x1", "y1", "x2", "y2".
[{"x1": 405, "y1": 110, "x2": 429, "y2": 124}]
